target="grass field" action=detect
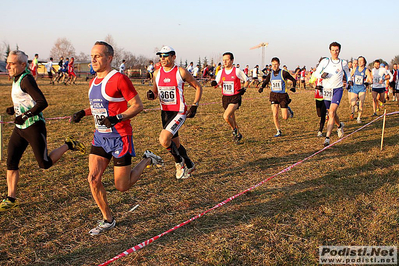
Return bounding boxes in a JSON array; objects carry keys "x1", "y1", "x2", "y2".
[{"x1": 0, "y1": 76, "x2": 398, "y2": 265}]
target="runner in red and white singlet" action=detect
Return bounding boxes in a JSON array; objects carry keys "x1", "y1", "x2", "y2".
[{"x1": 147, "y1": 46, "x2": 202, "y2": 180}]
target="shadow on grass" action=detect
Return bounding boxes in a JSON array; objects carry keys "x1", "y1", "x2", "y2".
[{"x1": 45, "y1": 133, "x2": 399, "y2": 265}]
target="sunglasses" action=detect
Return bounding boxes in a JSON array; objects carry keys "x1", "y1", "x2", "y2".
[{"x1": 159, "y1": 54, "x2": 171, "y2": 58}]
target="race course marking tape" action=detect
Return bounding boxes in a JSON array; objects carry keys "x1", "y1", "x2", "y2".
[{"x1": 99, "y1": 111, "x2": 399, "y2": 265}]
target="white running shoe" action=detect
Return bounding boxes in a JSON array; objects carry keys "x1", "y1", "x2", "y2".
[
  {"x1": 183, "y1": 162, "x2": 195, "y2": 179},
  {"x1": 143, "y1": 150, "x2": 164, "y2": 168},
  {"x1": 337, "y1": 122, "x2": 344, "y2": 138},
  {"x1": 324, "y1": 138, "x2": 330, "y2": 147},
  {"x1": 89, "y1": 218, "x2": 116, "y2": 236},
  {"x1": 317, "y1": 131, "x2": 323, "y2": 137},
  {"x1": 357, "y1": 117, "x2": 362, "y2": 124},
  {"x1": 175, "y1": 159, "x2": 187, "y2": 179}
]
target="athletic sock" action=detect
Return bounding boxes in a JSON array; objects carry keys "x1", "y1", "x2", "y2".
[
  {"x1": 6, "y1": 196, "x2": 16, "y2": 203},
  {"x1": 167, "y1": 142, "x2": 183, "y2": 163},
  {"x1": 178, "y1": 145, "x2": 193, "y2": 168}
]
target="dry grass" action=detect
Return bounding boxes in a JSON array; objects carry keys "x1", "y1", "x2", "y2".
[{"x1": 0, "y1": 75, "x2": 398, "y2": 265}]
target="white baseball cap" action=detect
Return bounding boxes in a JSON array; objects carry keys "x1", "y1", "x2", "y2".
[{"x1": 156, "y1": 46, "x2": 175, "y2": 55}]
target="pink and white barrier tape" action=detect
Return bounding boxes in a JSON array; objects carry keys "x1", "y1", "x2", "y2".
[
  {"x1": 99, "y1": 111, "x2": 399, "y2": 265},
  {"x1": 0, "y1": 115, "x2": 71, "y2": 124}
]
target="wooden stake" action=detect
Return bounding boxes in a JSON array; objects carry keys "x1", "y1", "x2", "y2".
[{"x1": 380, "y1": 109, "x2": 387, "y2": 151}]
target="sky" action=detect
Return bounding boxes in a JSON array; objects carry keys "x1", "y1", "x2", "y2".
[{"x1": 1, "y1": 0, "x2": 399, "y2": 70}]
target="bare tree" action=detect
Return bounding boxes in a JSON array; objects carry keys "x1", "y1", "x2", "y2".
[
  {"x1": 50, "y1": 38, "x2": 76, "y2": 59},
  {"x1": 390, "y1": 55, "x2": 399, "y2": 66},
  {"x1": 75, "y1": 52, "x2": 89, "y2": 62},
  {"x1": 104, "y1": 34, "x2": 124, "y2": 68}
]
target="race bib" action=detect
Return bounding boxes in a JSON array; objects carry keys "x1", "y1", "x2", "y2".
[
  {"x1": 373, "y1": 76, "x2": 381, "y2": 84},
  {"x1": 354, "y1": 75, "x2": 363, "y2": 85},
  {"x1": 222, "y1": 81, "x2": 234, "y2": 95},
  {"x1": 271, "y1": 80, "x2": 283, "y2": 92},
  {"x1": 323, "y1": 88, "x2": 333, "y2": 101},
  {"x1": 92, "y1": 107, "x2": 111, "y2": 133},
  {"x1": 159, "y1": 86, "x2": 176, "y2": 105}
]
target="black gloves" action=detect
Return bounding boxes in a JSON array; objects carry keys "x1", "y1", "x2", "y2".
[
  {"x1": 99, "y1": 115, "x2": 123, "y2": 128},
  {"x1": 72, "y1": 110, "x2": 85, "y2": 123},
  {"x1": 186, "y1": 105, "x2": 198, "y2": 118},
  {"x1": 6, "y1": 107, "x2": 15, "y2": 115},
  {"x1": 147, "y1": 90, "x2": 155, "y2": 100},
  {"x1": 14, "y1": 111, "x2": 33, "y2": 125},
  {"x1": 14, "y1": 115, "x2": 26, "y2": 125},
  {"x1": 238, "y1": 88, "x2": 246, "y2": 95}
]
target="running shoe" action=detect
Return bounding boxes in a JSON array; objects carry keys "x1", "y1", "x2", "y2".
[
  {"x1": 372, "y1": 112, "x2": 378, "y2": 116},
  {"x1": 236, "y1": 133, "x2": 243, "y2": 142},
  {"x1": 317, "y1": 131, "x2": 323, "y2": 137},
  {"x1": 350, "y1": 113, "x2": 354, "y2": 120},
  {"x1": 357, "y1": 117, "x2": 362, "y2": 124},
  {"x1": 288, "y1": 107, "x2": 294, "y2": 118},
  {"x1": 232, "y1": 128, "x2": 238, "y2": 141},
  {"x1": 274, "y1": 130, "x2": 282, "y2": 137},
  {"x1": 324, "y1": 138, "x2": 330, "y2": 147},
  {"x1": 89, "y1": 218, "x2": 116, "y2": 236},
  {"x1": 175, "y1": 159, "x2": 187, "y2": 179},
  {"x1": 337, "y1": 122, "x2": 344, "y2": 138},
  {"x1": 183, "y1": 162, "x2": 196, "y2": 179},
  {"x1": 143, "y1": 150, "x2": 164, "y2": 168},
  {"x1": 65, "y1": 136, "x2": 86, "y2": 154},
  {"x1": 0, "y1": 198, "x2": 19, "y2": 212}
]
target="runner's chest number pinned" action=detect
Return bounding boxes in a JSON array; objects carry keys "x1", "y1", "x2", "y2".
[
  {"x1": 222, "y1": 81, "x2": 234, "y2": 95},
  {"x1": 355, "y1": 75, "x2": 363, "y2": 85},
  {"x1": 323, "y1": 88, "x2": 333, "y2": 101},
  {"x1": 159, "y1": 86, "x2": 176, "y2": 105},
  {"x1": 92, "y1": 107, "x2": 112, "y2": 133},
  {"x1": 271, "y1": 80, "x2": 283, "y2": 92}
]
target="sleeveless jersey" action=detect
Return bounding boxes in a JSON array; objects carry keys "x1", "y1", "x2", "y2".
[
  {"x1": 270, "y1": 70, "x2": 286, "y2": 93},
  {"x1": 12, "y1": 73, "x2": 45, "y2": 129},
  {"x1": 68, "y1": 61, "x2": 74, "y2": 73},
  {"x1": 88, "y1": 70, "x2": 136, "y2": 137},
  {"x1": 352, "y1": 66, "x2": 367, "y2": 90},
  {"x1": 156, "y1": 65, "x2": 186, "y2": 113},
  {"x1": 31, "y1": 58, "x2": 38, "y2": 71},
  {"x1": 220, "y1": 67, "x2": 241, "y2": 96}
]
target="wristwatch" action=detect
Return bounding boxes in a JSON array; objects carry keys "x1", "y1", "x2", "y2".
[
  {"x1": 116, "y1": 114, "x2": 123, "y2": 121},
  {"x1": 193, "y1": 102, "x2": 199, "y2": 106}
]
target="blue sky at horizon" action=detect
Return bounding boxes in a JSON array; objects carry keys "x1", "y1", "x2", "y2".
[{"x1": 1, "y1": 0, "x2": 398, "y2": 69}]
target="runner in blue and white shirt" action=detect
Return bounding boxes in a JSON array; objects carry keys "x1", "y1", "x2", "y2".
[{"x1": 314, "y1": 42, "x2": 351, "y2": 147}]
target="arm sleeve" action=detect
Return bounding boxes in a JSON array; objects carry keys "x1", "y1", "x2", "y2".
[
  {"x1": 314, "y1": 58, "x2": 328, "y2": 78},
  {"x1": 215, "y1": 71, "x2": 222, "y2": 83},
  {"x1": 20, "y1": 75, "x2": 48, "y2": 115},
  {"x1": 260, "y1": 74, "x2": 271, "y2": 89},
  {"x1": 283, "y1": 71, "x2": 297, "y2": 87},
  {"x1": 236, "y1": 69, "x2": 249, "y2": 82}
]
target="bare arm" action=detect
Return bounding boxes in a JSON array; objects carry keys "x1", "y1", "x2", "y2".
[
  {"x1": 151, "y1": 69, "x2": 160, "y2": 99},
  {"x1": 120, "y1": 94, "x2": 144, "y2": 120}
]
